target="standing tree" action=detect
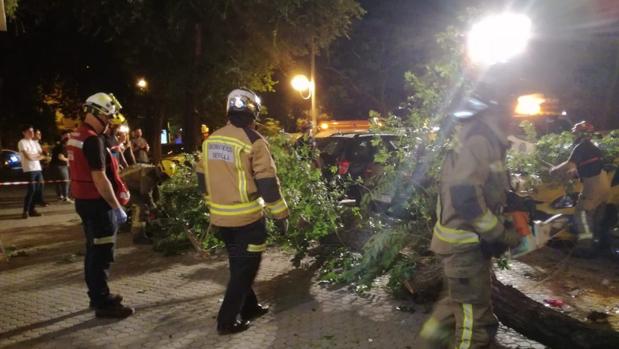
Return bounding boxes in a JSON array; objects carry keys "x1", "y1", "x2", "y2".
[{"x1": 75, "y1": 0, "x2": 364, "y2": 154}]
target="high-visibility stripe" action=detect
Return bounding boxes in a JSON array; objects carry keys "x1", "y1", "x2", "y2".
[
  {"x1": 236, "y1": 147, "x2": 249, "y2": 202},
  {"x1": 434, "y1": 197, "x2": 480, "y2": 245},
  {"x1": 459, "y1": 304, "x2": 473, "y2": 349},
  {"x1": 434, "y1": 224, "x2": 480, "y2": 244},
  {"x1": 472, "y1": 210, "x2": 499, "y2": 234},
  {"x1": 579, "y1": 211, "x2": 593, "y2": 239},
  {"x1": 247, "y1": 243, "x2": 267, "y2": 252},
  {"x1": 208, "y1": 200, "x2": 263, "y2": 216},
  {"x1": 266, "y1": 199, "x2": 288, "y2": 215},
  {"x1": 67, "y1": 139, "x2": 84, "y2": 149},
  {"x1": 202, "y1": 142, "x2": 213, "y2": 199},
  {"x1": 93, "y1": 235, "x2": 115, "y2": 245}
]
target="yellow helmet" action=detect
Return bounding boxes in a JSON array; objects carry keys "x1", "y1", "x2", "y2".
[
  {"x1": 158, "y1": 159, "x2": 177, "y2": 178},
  {"x1": 201, "y1": 124, "x2": 209, "y2": 134},
  {"x1": 110, "y1": 113, "x2": 127, "y2": 126}
]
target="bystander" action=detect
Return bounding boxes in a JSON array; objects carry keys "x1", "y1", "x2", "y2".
[{"x1": 18, "y1": 125, "x2": 44, "y2": 218}]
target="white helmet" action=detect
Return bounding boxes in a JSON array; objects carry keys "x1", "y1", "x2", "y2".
[
  {"x1": 226, "y1": 88, "x2": 261, "y2": 119},
  {"x1": 83, "y1": 92, "x2": 122, "y2": 117}
]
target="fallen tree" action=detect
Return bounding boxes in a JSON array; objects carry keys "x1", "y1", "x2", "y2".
[
  {"x1": 403, "y1": 261, "x2": 619, "y2": 349},
  {"x1": 492, "y1": 276, "x2": 619, "y2": 349}
]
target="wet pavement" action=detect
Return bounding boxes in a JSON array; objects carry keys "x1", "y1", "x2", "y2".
[{"x1": 0, "y1": 186, "x2": 549, "y2": 348}]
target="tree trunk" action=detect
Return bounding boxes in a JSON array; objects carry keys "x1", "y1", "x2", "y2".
[
  {"x1": 182, "y1": 22, "x2": 202, "y2": 153},
  {"x1": 492, "y1": 276, "x2": 619, "y2": 349},
  {"x1": 407, "y1": 264, "x2": 619, "y2": 349},
  {"x1": 151, "y1": 104, "x2": 164, "y2": 164}
]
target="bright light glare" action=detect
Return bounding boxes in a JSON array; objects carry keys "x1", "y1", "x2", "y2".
[
  {"x1": 136, "y1": 78, "x2": 148, "y2": 89},
  {"x1": 320, "y1": 122, "x2": 329, "y2": 130},
  {"x1": 515, "y1": 94, "x2": 545, "y2": 116},
  {"x1": 291, "y1": 75, "x2": 311, "y2": 92},
  {"x1": 467, "y1": 13, "x2": 532, "y2": 66}
]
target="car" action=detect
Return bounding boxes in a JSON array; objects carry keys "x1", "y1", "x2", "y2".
[
  {"x1": 316, "y1": 132, "x2": 400, "y2": 203},
  {"x1": 0, "y1": 149, "x2": 23, "y2": 182}
]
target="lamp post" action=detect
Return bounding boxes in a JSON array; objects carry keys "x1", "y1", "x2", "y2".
[{"x1": 290, "y1": 73, "x2": 316, "y2": 126}]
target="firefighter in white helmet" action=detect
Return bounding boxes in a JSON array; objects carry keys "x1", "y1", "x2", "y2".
[
  {"x1": 67, "y1": 92, "x2": 134, "y2": 318},
  {"x1": 202, "y1": 88, "x2": 289, "y2": 335}
]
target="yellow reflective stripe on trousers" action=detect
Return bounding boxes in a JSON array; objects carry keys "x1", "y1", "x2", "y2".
[
  {"x1": 459, "y1": 304, "x2": 473, "y2": 349},
  {"x1": 207, "y1": 136, "x2": 251, "y2": 152},
  {"x1": 472, "y1": 210, "x2": 499, "y2": 234},
  {"x1": 209, "y1": 200, "x2": 263, "y2": 216},
  {"x1": 247, "y1": 243, "x2": 267, "y2": 252},
  {"x1": 266, "y1": 198, "x2": 288, "y2": 215},
  {"x1": 433, "y1": 224, "x2": 480, "y2": 244},
  {"x1": 579, "y1": 211, "x2": 593, "y2": 239},
  {"x1": 93, "y1": 236, "x2": 115, "y2": 245}
]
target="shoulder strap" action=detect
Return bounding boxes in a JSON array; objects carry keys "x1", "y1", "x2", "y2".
[{"x1": 242, "y1": 127, "x2": 263, "y2": 144}]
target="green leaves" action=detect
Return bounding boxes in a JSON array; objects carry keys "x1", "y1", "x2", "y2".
[{"x1": 269, "y1": 134, "x2": 346, "y2": 266}]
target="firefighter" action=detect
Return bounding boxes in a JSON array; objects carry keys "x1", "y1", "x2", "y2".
[
  {"x1": 68, "y1": 92, "x2": 134, "y2": 318},
  {"x1": 120, "y1": 161, "x2": 173, "y2": 244},
  {"x1": 418, "y1": 93, "x2": 521, "y2": 349},
  {"x1": 203, "y1": 88, "x2": 289, "y2": 335},
  {"x1": 550, "y1": 121, "x2": 610, "y2": 257},
  {"x1": 195, "y1": 124, "x2": 210, "y2": 195}
]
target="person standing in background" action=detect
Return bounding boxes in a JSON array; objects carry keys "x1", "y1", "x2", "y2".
[
  {"x1": 131, "y1": 128, "x2": 150, "y2": 163},
  {"x1": 18, "y1": 125, "x2": 44, "y2": 218},
  {"x1": 33, "y1": 129, "x2": 50, "y2": 207},
  {"x1": 51, "y1": 131, "x2": 72, "y2": 203}
]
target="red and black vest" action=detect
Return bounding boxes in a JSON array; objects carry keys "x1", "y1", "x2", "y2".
[{"x1": 68, "y1": 125, "x2": 130, "y2": 205}]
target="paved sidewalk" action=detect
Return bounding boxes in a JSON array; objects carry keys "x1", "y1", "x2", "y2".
[{"x1": 0, "y1": 187, "x2": 544, "y2": 348}]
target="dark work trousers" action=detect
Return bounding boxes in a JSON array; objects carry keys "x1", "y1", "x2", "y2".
[
  {"x1": 23, "y1": 171, "x2": 43, "y2": 213},
  {"x1": 217, "y1": 218, "x2": 267, "y2": 326},
  {"x1": 75, "y1": 199, "x2": 118, "y2": 307},
  {"x1": 54, "y1": 166, "x2": 70, "y2": 199}
]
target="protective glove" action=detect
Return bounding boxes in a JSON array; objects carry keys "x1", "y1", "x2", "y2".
[
  {"x1": 274, "y1": 218, "x2": 289, "y2": 236},
  {"x1": 113, "y1": 207, "x2": 128, "y2": 225}
]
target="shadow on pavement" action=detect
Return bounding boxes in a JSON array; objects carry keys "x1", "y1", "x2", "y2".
[{"x1": 0, "y1": 309, "x2": 91, "y2": 341}]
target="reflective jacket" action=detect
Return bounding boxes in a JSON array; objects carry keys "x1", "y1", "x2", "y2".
[
  {"x1": 68, "y1": 126, "x2": 101, "y2": 200},
  {"x1": 68, "y1": 125, "x2": 130, "y2": 205},
  {"x1": 431, "y1": 112, "x2": 510, "y2": 255},
  {"x1": 202, "y1": 123, "x2": 289, "y2": 227}
]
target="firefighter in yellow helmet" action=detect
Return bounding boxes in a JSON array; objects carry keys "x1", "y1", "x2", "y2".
[
  {"x1": 418, "y1": 89, "x2": 522, "y2": 349},
  {"x1": 195, "y1": 124, "x2": 210, "y2": 194},
  {"x1": 549, "y1": 121, "x2": 610, "y2": 257},
  {"x1": 203, "y1": 88, "x2": 289, "y2": 335},
  {"x1": 201, "y1": 124, "x2": 210, "y2": 141},
  {"x1": 120, "y1": 159, "x2": 173, "y2": 245}
]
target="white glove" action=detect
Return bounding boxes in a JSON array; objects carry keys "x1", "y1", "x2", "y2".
[{"x1": 113, "y1": 207, "x2": 128, "y2": 225}]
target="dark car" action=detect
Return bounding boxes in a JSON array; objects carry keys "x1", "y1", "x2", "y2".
[
  {"x1": 316, "y1": 133, "x2": 400, "y2": 203},
  {"x1": 0, "y1": 149, "x2": 23, "y2": 182}
]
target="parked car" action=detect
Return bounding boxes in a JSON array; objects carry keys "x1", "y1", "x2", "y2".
[
  {"x1": 316, "y1": 132, "x2": 400, "y2": 203},
  {"x1": 0, "y1": 149, "x2": 23, "y2": 182}
]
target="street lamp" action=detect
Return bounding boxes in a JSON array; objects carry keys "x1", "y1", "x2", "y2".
[
  {"x1": 467, "y1": 13, "x2": 532, "y2": 66},
  {"x1": 136, "y1": 78, "x2": 148, "y2": 90},
  {"x1": 291, "y1": 73, "x2": 317, "y2": 129},
  {"x1": 291, "y1": 74, "x2": 313, "y2": 99}
]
